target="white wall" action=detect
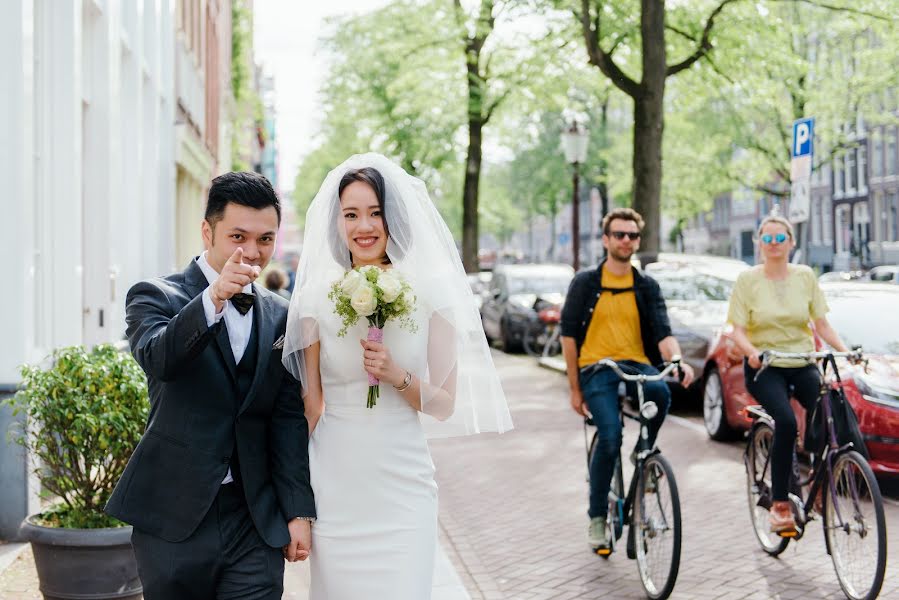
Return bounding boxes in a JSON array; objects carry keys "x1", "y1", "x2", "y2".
[{"x1": 1, "y1": 0, "x2": 177, "y2": 379}]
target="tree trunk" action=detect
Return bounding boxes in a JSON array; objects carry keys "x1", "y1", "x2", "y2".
[
  {"x1": 632, "y1": 93, "x2": 664, "y2": 265},
  {"x1": 462, "y1": 118, "x2": 483, "y2": 272},
  {"x1": 632, "y1": 0, "x2": 667, "y2": 266}
]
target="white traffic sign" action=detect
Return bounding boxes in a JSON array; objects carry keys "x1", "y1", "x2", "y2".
[{"x1": 789, "y1": 117, "x2": 815, "y2": 223}]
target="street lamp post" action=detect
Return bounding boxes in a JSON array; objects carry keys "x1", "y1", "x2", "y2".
[{"x1": 561, "y1": 121, "x2": 589, "y2": 271}]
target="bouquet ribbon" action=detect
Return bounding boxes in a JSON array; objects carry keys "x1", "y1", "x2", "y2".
[{"x1": 366, "y1": 325, "x2": 383, "y2": 408}]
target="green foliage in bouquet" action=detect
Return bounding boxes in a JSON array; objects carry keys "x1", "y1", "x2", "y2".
[
  {"x1": 4, "y1": 344, "x2": 149, "y2": 528},
  {"x1": 328, "y1": 265, "x2": 418, "y2": 336}
]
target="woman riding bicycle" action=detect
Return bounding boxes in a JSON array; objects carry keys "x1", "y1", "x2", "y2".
[{"x1": 727, "y1": 213, "x2": 851, "y2": 535}]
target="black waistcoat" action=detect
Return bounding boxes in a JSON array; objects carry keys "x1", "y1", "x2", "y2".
[{"x1": 230, "y1": 320, "x2": 258, "y2": 483}]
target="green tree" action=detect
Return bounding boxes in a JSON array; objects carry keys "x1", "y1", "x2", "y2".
[
  {"x1": 676, "y1": 2, "x2": 898, "y2": 198},
  {"x1": 561, "y1": 0, "x2": 893, "y2": 263}
]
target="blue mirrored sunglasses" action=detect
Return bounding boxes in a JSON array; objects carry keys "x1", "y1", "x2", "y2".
[{"x1": 760, "y1": 233, "x2": 788, "y2": 245}]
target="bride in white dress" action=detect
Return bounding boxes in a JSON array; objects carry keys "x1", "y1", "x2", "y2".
[{"x1": 282, "y1": 153, "x2": 512, "y2": 599}]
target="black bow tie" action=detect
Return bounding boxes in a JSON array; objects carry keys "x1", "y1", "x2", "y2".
[{"x1": 230, "y1": 293, "x2": 255, "y2": 315}]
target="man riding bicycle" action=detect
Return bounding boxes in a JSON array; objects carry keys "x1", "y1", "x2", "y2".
[{"x1": 560, "y1": 208, "x2": 694, "y2": 551}]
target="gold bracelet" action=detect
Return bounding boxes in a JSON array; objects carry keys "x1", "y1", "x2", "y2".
[{"x1": 393, "y1": 371, "x2": 413, "y2": 392}]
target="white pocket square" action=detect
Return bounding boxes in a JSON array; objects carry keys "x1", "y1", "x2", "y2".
[{"x1": 272, "y1": 335, "x2": 285, "y2": 350}]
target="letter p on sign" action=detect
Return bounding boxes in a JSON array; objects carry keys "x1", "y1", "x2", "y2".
[{"x1": 792, "y1": 118, "x2": 814, "y2": 158}]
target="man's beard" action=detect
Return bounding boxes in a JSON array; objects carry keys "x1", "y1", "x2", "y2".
[{"x1": 609, "y1": 247, "x2": 634, "y2": 263}]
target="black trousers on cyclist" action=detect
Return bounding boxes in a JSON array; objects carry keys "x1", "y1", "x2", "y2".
[
  {"x1": 744, "y1": 360, "x2": 821, "y2": 502},
  {"x1": 580, "y1": 361, "x2": 671, "y2": 519}
]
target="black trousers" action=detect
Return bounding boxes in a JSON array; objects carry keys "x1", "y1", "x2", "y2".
[
  {"x1": 744, "y1": 360, "x2": 821, "y2": 502},
  {"x1": 131, "y1": 483, "x2": 284, "y2": 600}
]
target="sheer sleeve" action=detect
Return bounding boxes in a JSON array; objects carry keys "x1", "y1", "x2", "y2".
[{"x1": 283, "y1": 279, "x2": 334, "y2": 396}]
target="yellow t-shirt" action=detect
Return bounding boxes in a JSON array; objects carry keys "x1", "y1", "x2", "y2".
[
  {"x1": 727, "y1": 264, "x2": 829, "y2": 367},
  {"x1": 578, "y1": 266, "x2": 650, "y2": 368}
]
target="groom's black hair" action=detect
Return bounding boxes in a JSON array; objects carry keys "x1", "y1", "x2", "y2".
[{"x1": 205, "y1": 171, "x2": 281, "y2": 229}]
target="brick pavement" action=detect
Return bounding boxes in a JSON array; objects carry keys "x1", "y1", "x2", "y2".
[{"x1": 430, "y1": 351, "x2": 899, "y2": 600}]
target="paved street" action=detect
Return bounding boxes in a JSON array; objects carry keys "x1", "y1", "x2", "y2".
[
  {"x1": 2, "y1": 349, "x2": 897, "y2": 599},
  {"x1": 431, "y1": 350, "x2": 899, "y2": 600}
]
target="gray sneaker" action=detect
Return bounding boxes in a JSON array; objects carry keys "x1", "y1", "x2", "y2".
[{"x1": 588, "y1": 516, "x2": 610, "y2": 548}]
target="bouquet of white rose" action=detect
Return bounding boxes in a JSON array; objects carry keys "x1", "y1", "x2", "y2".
[{"x1": 328, "y1": 266, "x2": 418, "y2": 407}]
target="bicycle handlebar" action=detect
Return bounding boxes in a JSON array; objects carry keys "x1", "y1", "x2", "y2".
[
  {"x1": 753, "y1": 348, "x2": 864, "y2": 382},
  {"x1": 591, "y1": 356, "x2": 682, "y2": 382}
]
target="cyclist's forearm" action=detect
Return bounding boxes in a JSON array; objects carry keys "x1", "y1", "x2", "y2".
[
  {"x1": 729, "y1": 325, "x2": 758, "y2": 358},
  {"x1": 560, "y1": 336, "x2": 581, "y2": 392},
  {"x1": 813, "y1": 318, "x2": 849, "y2": 353},
  {"x1": 657, "y1": 336, "x2": 682, "y2": 363}
]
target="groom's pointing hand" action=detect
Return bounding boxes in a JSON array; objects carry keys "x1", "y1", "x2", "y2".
[
  {"x1": 284, "y1": 518, "x2": 312, "y2": 562},
  {"x1": 209, "y1": 248, "x2": 262, "y2": 312}
]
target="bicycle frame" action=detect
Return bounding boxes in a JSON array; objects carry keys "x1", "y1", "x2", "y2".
[
  {"x1": 746, "y1": 350, "x2": 866, "y2": 535},
  {"x1": 583, "y1": 359, "x2": 681, "y2": 542}
]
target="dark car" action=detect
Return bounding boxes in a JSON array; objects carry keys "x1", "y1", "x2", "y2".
[
  {"x1": 480, "y1": 263, "x2": 574, "y2": 352},
  {"x1": 702, "y1": 282, "x2": 899, "y2": 477}
]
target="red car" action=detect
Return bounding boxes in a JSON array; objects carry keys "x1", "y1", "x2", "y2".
[{"x1": 701, "y1": 282, "x2": 899, "y2": 477}]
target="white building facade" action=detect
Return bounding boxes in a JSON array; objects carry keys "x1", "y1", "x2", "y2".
[{"x1": 1, "y1": 0, "x2": 177, "y2": 539}]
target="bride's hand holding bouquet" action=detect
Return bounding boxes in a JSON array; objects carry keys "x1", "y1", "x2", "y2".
[{"x1": 328, "y1": 265, "x2": 417, "y2": 407}]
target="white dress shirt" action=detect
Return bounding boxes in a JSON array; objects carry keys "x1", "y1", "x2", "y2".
[{"x1": 196, "y1": 251, "x2": 254, "y2": 485}]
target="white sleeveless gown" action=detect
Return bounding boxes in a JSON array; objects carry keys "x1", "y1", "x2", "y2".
[{"x1": 308, "y1": 301, "x2": 437, "y2": 599}]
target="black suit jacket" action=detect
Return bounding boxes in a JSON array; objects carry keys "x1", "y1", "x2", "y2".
[{"x1": 105, "y1": 260, "x2": 315, "y2": 545}]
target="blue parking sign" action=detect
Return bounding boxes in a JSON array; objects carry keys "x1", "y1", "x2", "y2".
[{"x1": 792, "y1": 118, "x2": 815, "y2": 158}]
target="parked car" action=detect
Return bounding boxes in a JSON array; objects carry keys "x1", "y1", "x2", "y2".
[
  {"x1": 701, "y1": 282, "x2": 899, "y2": 477},
  {"x1": 818, "y1": 270, "x2": 866, "y2": 283},
  {"x1": 865, "y1": 265, "x2": 899, "y2": 284},
  {"x1": 645, "y1": 255, "x2": 750, "y2": 395},
  {"x1": 480, "y1": 263, "x2": 574, "y2": 352}
]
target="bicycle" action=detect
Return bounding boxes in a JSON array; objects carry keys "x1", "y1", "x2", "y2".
[
  {"x1": 744, "y1": 349, "x2": 887, "y2": 600},
  {"x1": 582, "y1": 357, "x2": 683, "y2": 600},
  {"x1": 522, "y1": 303, "x2": 562, "y2": 358}
]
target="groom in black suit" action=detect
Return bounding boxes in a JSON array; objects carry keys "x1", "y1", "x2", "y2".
[{"x1": 106, "y1": 172, "x2": 315, "y2": 599}]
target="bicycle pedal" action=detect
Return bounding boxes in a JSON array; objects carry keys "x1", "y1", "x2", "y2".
[
  {"x1": 777, "y1": 530, "x2": 799, "y2": 538},
  {"x1": 594, "y1": 547, "x2": 612, "y2": 556}
]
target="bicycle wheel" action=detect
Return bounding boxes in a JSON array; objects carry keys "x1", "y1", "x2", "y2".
[
  {"x1": 824, "y1": 450, "x2": 887, "y2": 600},
  {"x1": 633, "y1": 453, "x2": 681, "y2": 600},
  {"x1": 543, "y1": 325, "x2": 561, "y2": 357},
  {"x1": 608, "y1": 454, "x2": 624, "y2": 542},
  {"x1": 745, "y1": 423, "x2": 790, "y2": 556}
]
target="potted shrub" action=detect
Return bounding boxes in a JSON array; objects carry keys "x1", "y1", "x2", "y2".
[{"x1": 4, "y1": 344, "x2": 147, "y2": 600}]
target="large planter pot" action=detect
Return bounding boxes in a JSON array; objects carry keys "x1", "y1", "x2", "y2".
[{"x1": 20, "y1": 516, "x2": 142, "y2": 600}]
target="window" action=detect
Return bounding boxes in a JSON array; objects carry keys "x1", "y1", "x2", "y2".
[
  {"x1": 872, "y1": 131, "x2": 883, "y2": 178},
  {"x1": 887, "y1": 129, "x2": 898, "y2": 176},
  {"x1": 859, "y1": 145, "x2": 867, "y2": 192},
  {"x1": 847, "y1": 149, "x2": 858, "y2": 193},
  {"x1": 834, "y1": 155, "x2": 844, "y2": 197},
  {"x1": 871, "y1": 268, "x2": 895, "y2": 283}
]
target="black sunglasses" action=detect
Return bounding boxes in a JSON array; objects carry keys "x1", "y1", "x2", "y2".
[{"x1": 608, "y1": 231, "x2": 641, "y2": 241}]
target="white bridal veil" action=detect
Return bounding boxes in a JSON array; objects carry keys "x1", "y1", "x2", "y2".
[{"x1": 282, "y1": 153, "x2": 513, "y2": 438}]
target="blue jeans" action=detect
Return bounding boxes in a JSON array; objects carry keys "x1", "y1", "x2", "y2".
[{"x1": 580, "y1": 361, "x2": 671, "y2": 518}]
